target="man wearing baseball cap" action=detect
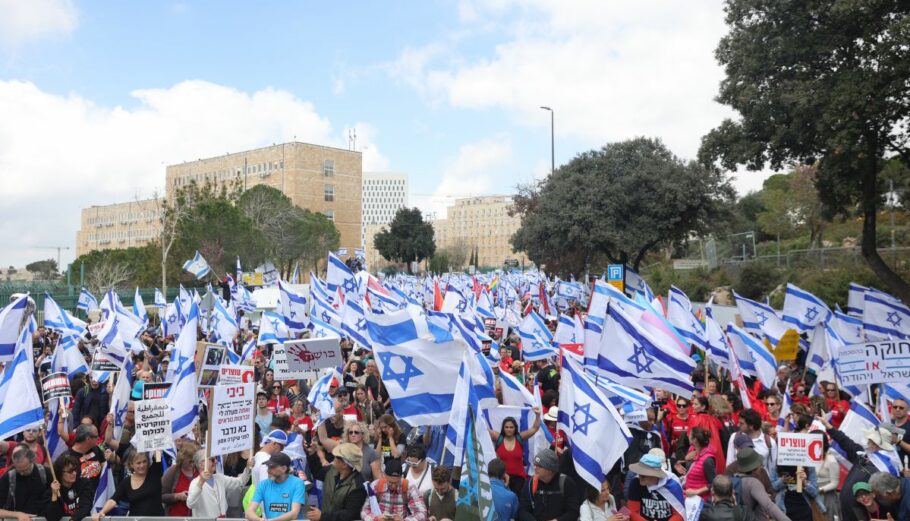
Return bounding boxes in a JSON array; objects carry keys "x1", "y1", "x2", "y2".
[
  {"x1": 517, "y1": 449, "x2": 580, "y2": 521},
  {"x1": 246, "y1": 452, "x2": 307, "y2": 521},
  {"x1": 254, "y1": 429, "x2": 289, "y2": 485}
]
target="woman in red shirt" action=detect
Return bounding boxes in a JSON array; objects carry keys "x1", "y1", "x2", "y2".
[
  {"x1": 268, "y1": 382, "x2": 291, "y2": 415},
  {"x1": 489, "y1": 407, "x2": 541, "y2": 495},
  {"x1": 161, "y1": 441, "x2": 200, "y2": 516}
]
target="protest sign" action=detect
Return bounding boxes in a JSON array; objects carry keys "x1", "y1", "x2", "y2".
[
  {"x1": 41, "y1": 372, "x2": 71, "y2": 402},
  {"x1": 87, "y1": 321, "x2": 106, "y2": 337},
  {"x1": 685, "y1": 497, "x2": 704, "y2": 521},
  {"x1": 219, "y1": 364, "x2": 255, "y2": 385},
  {"x1": 273, "y1": 338, "x2": 341, "y2": 380},
  {"x1": 210, "y1": 383, "x2": 255, "y2": 457},
  {"x1": 198, "y1": 344, "x2": 226, "y2": 387},
  {"x1": 774, "y1": 329, "x2": 800, "y2": 361},
  {"x1": 133, "y1": 399, "x2": 174, "y2": 452},
  {"x1": 91, "y1": 353, "x2": 120, "y2": 373},
  {"x1": 777, "y1": 432, "x2": 824, "y2": 467},
  {"x1": 142, "y1": 382, "x2": 171, "y2": 400},
  {"x1": 836, "y1": 340, "x2": 910, "y2": 386}
]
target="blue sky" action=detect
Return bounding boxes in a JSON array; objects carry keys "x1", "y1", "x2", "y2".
[{"x1": 0, "y1": 0, "x2": 771, "y2": 267}]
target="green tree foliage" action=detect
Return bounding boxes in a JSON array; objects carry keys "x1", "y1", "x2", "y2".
[
  {"x1": 511, "y1": 137, "x2": 735, "y2": 275},
  {"x1": 699, "y1": 0, "x2": 910, "y2": 301},
  {"x1": 428, "y1": 250, "x2": 450, "y2": 274},
  {"x1": 72, "y1": 243, "x2": 161, "y2": 292},
  {"x1": 25, "y1": 259, "x2": 58, "y2": 279},
  {"x1": 373, "y1": 208, "x2": 436, "y2": 273}
]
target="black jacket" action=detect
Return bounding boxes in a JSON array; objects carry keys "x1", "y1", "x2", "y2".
[
  {"x1": 73, "y1": 385, "x2": 109, "y2": 426},
  {"x1": 699, "y1": 498, "x2": 742, "y2": 521},
  {"x1": 43, "y1": 478, "x2": 94, "y2": 521},
  {"x1": 518, "y1": 473, "x2": 581, "y2": 521},
  {"x1": 320, "y1": 467, "x2": 367, "y2": 521}
]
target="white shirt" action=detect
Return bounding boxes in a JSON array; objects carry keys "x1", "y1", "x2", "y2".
[
  {"x1": 726, "y1": 431, "x2": 778, "y2": 474},
  {"x1": 253, "y1": 450, "x2": 271, "y2": 485}
]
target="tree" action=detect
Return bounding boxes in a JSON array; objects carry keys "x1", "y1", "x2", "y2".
[
  {"x1": 699, "y1": 0, "x2": 910, "y2": 301},
  {"x1": 86, "y1": 259, "x2": 134, "y2": 295},
  {"x1": 373, "y1": 208, "x2": 436, "y2": 273},
  {"x1": 72, "y1": 244, "x2": 161, "y2": 289},
  {"x1": 511, "y1": 137, "x2": 734, "y2": 275},
  {"x1": 25, "y1": 259, "x2": 58, "y2": 279}
]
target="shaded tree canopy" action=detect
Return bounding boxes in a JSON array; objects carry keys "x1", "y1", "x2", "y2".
[
  {"x1": 374, "y1": 207, "x2": 435, "y2": 273},
  {"x1": 699, "y1": 0, "x2": 910, "y2": 300},
  {"x1": 511, "y1": 137, "x2": 734, "y2": 275}
]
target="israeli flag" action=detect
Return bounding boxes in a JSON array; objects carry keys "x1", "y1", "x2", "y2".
[
  {"x1": 517, "y1": 310, "x2": 556, "y2": 361},
  {"x1": 476, "y1": 289, "x2": 496, "y2": 319},
  {"x1": 78, "y1": 287, "x2": 99, "y2": 312},
  {"x1": 704, "y1": 300, "x2": 729, "y2": 369},
  {"x1": 326, "y1": 252, "x2": 357, "y2": 298},
  {"x1": 291, "y1": 263, "x2": 301, "y2": 284},
  {"x1": 782, "y1": 284, "x2": 832, "y2": 334},
  {"x1": 366, "y1": 305, "x2": 465, "y2": 425},
  {"x1": 44, "y1": 292, "x2": 87, "y2": 337},
  {"x1": 309, "y1": 316, "x2": 344, "y2": 340},
  {"x1": 311, "y1": 292, "x2": 342, "y2": 330},
  {"x1": 164, "y1": 304, "x2": 199, "y2": 438},
  {"x1": 733, "y1": 323, "x2": 777, "y2": 389},
  {"x1": 234, "y1": 284, "x2": 255, "y2": 313},
  {"x1": 341, "y1": 298, "x2": 372, "y2": 349},
  {"x1": 585, "y1": 368, "x2": 652, "y2": 411},
  {"x1": 310, "y1": 273, "x2": 334, "y2": 305},
  {"x1": 99, "y1": 290, "x2": 145, "y2": 353},
  {"x1": 52, "y1": 334, "x2": 89, "y2": 378},
  {"x1": 847, "y1": 282, "x2": 867, "y2": 316},
  {"x1": 210, "y1": 297, "x2": 239, "y2": 347},
  {"x1": 733, "y1": 291, "x2": 789, "y2": 345},
  {"x1": 553, "y1": 313, "x2": 581, "y2": 345},
  {"x1": 238, "y1": 337, "x2": 257, "y2": 363},
  {"x1": 0, "y1": 327, "x2": 45, "y2": 440},
  {"x1": 832, "y1": 309, "x2": 864, "y2": 344},
  {"x1": 667, "y1": 286, "x2": 708, "y2": 350},
  {"x1": 278, "y1": 279, "x2": 309, "y2": 334},
  {"x1": 596, "y1": 304, "x2": 696, "y2": 398},
  {"x1": 0, "y1": 295, "x2": 29, "y2": 362},
  {"x1": 556, "y1": 280, "x2": 583, "y2": 301},
  {"x1": 46, "y1": 397, "x2": 68, "y2": 461},
  {"x1": 307, "y1": 368, "x2": 339, "y2": 421},
  {"x1": 109, "y1": 366, "x2": 133, "y2": 441},
  {"x1": 557, "y1": 355, "x2": 631, "y2": 489},
  {"x1": 91, "y1": 462, "x2": 116, "y2": 513},
  {"x1": 161, "y1": 303, "x2": 179, "y2": 337},
  {"x1": 884, "y1": 382, "x2": 910, "y2": 404},
  {"x1": 626, "y1": 268, "x2": 655, "y2": 301},
  {"x1": 441, "y1": 283, "x2": 471, "y2": 317},
  {"x1": 725, "y1": 324, "x2": 761, "y2": 378},
  {"x1": 445, "y1": 350, "x2": 493, "y2": 467},
  {"x1": 153, "y1": 288, "x2": 166, "y2": 310},
  {"x1": 94, "y1": 316, "x2": 130, "y2": 369},
  {"x1": 862, "y1": 291, "x2": 910, "y2": 340},
  {"x1": 133, "y1": 287, "x2": 149, "y2": 325},
  {"x1": 258, "y1": 311, "x2": 290, "y2": 345},
  {"x1": 182, "y1": 250, "x2": 211, "y2": 279}
]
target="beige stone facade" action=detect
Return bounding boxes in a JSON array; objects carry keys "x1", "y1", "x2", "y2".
[
  {"x1": 434, "y1": 195, "x2": 527, "y2": 268},
  {"x1": 165, "y1": 142, "x2": 363, "y2": 252},
  {"x1": 75, "y1": 198, "x2": 163, "y2": 257}
]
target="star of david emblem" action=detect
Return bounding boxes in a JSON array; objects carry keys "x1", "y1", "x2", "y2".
[
  {"x1": 531, "y1": 340, "x2": 547, "y2": 352},
  {"x1": 356, "y1": 318, "x2": 367, "y2": 331},
  {"x1": 115, "y1": 406, "x2": 126, "y2": 427},
  {"x1": 887, "y1": 311, "x2": 902, "y2": 327},
  {"x1": 315, "y1": 329, "x2": 327, "y2": 338},
  {"x1": 804, "y1": 306, "x2": 819, "y2": 322},
  {"x1": 168, "y1": 314, "x2": 176, "y2": 323},
  {"x1": 856, "y1": 326, "x2": 862, "y2": 337},
  {"x1": 755, "y1": 312, "x2": 769, "y2": 327},
  {"x1": 289, "y1": 309, "x2": 297, "y2": 318},
  {"x1": 342, "y1": 278, "x2": 356, "y2": 294},
  {"x1": 321, "y1": 311, "x2": 331, "y2": 323},
  {"x1": 627, "y1": 342, "x2": 654, "y2": 373},
  {"x1": 270, "y1": 318, "x2": 282, "y2": 331},
  {"x1": 572, "y1": 402, "x2": 597, "y2": 436},
  {"x1": 377, "y1": 351, "x2": 424, "y2": 390},
  {"x1": 210, "y1": 314, "x2": 221, "y2": 329},
  {"x1": 456, "y1": 299, "x2": 468, "y2": 313}
]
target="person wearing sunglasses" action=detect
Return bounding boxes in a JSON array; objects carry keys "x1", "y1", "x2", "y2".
[
  {"x1": 821, "y1": 382, "x2": 849, "y2": 428},
  {"x1": 342, "y1": 421, "x2": 380, "y2": 482},
  {"x1": 891, "y1": 398, "x2": 910, "y2": 462},
  {"x1": 45, "y1": 454, "x2": 93, "y2": 521},
  {"x1": 268, "y1": 382, "x2": 291, "y2": 415},
  {"x1": 404, "y1": 445, "x2": 434, "y2": 495}
]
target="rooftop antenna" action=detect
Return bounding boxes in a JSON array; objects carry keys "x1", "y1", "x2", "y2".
[{"x1": 348, "y1": 128, "x2": 357, "y2": 151}]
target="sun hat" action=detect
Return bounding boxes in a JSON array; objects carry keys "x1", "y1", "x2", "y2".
[
  {"x1": 629, "y1": 453, "x2": 667, "y2": 478},
  {"x1": 864, "y1": 426, "x2": 894, "y2": 451},
  {"x1": 735, "y1": 447, "x2": 763, "y2": 474},
  {"x1": 543, "y1": 407, "x2": 559, "y2": 423},
  {"x1": 332, "y1": 443, "x2": 363, "y2": 473}
]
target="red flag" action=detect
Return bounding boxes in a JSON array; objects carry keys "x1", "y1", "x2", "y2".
[{"x1": 433, "y1": 280, "x2": 444, "y2": 311}]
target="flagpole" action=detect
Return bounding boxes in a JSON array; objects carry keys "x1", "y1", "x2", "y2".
[{"x1": 205, "y1": 391, "x2": 214, "y2": 475}]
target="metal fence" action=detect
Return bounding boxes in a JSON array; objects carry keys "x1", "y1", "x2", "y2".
[
  {"x1": 720, "y1": 246, "x2": 910, "y2": 271},
  {"x1": 0, "y1": 285, "x2": 183, "y2": 325}
]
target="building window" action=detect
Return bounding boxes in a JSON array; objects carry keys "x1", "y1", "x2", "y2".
[
  {"x1": 324, "y1": 184, "x2": 334, "y2": 202},
  {"x1": 324, "y1": 209, "x2": 334, "y2": 221},
  {"x1": 323, "y1": 159, "x2": 335, "y2": 177}
]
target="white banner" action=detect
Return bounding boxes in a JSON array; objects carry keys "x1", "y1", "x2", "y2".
[
  {"x1": 273, "y1": 338, "x2": 342, "y2": 380},
  {"x1": 219, "y1": 364, "x2": 255, "y2": 386},
  {"x1": 837, "y1": 340, "x2": 910, "y2": 385},
  {"x1": 210, "y1": 383, "x2": 256, "y2": 457},
  {"x1": 777, "y1": 432, "x2": 824, "y2": 467},
  {"x1": 134, "y1": 399, "x2": 174, "y2": 452}
]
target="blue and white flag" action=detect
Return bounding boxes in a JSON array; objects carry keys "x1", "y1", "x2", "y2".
[
  {"x1": 210, "y1": 297, "x2": 239, "y2": 347},
  {"x1": 165, "y1": 307, "x2": 199, "y2": 438},
  {"x1": 585, "y1": 368, "x2": 652, "y2": 411},
  {"x1": 553, "y1": 313, "x2": 583, "y2": 346},
  {"x1": 733, "y1": 323, "x2": 777, "y2": 389},
  {"x1": 704, "y1": 300, "x2": 729, "y2": 369},
  {"x1": 863, "y1": 291, "x2": 910, "y2": 340},
  {"x1": 557, "y1": 355, "x2": 631, "y2": 489},
  {"x1": 234, "y1": 283, "x2": 255, "y2": 313},
  {"x1": 46, "y1": 397, "x2": 68, "y2": 461},
  {"x1": 782, "y1": 283, "x2": 832, "y2": 334},
  {"x1": 517, "y1": 310, "x2": 556, "y2": 361},
  {"x1": 307, "y1": 368, "x2": 339, "y2": 421},
  {"x1": 258, "y1": 311, "x2": 290, "y2": 345},
  {"x1": 650, "y1": 476, "x2": 686, "y2": 520},
  {"x1": 341, "y1": 298, "x2": 372, "y2": 349},
  {"x1": 91, "y1": 462, "x2": 116, "y2": 513},
  {"x1": 99, "y1": 290, "x2": 145, "y2": 353},
  {"x1": 161, "y1": 303, "x2": 179, "y2": 338},
  {"x1": 327, "y1": 252, "x2": 358, "y2": 298},
  {"x1": 832, "y1": 309, "x2": 864, "y2": 344},
  {"x1": 78, "y1": 287, "x2": 99, "y2": 312},
  {"x1": 833, "y1": 399, "x2": 878, "y2": 461},
  {"x1": 109, "y1": 366, "x2": 132, "y2": 441},
  {"x1": 597, "y1": 304, "x2": 696, "y2": 398},
  {"x1": 278, "y1": 279, "x2": 309, "y2": 334},
  {"x1": 733, "y1": 291, "x2": 789, "y2": 345},
  {"x1": 235, "y1": 256, "x2": 242, "y2": 282},
  {"x1": 626, "y1": 268, "x2": 655, "y2": 301},
  {"x1": 445, "y1": 350, "x2": 494, "y2": 467},
  {"x1": 44, "y1": 292, "x2": 87, "y2": 337},
  {"x1": 182, "y1": 250, "x2": 212, "y2": 279},
  {"x1": 725, "y1": 324, "x2": 763, "y2": 379},
  {"x1": 0, "y1": 327, "x2": 45, "y2": 440},
  {"x1": 153, "y1": 288, "x2": 166, "y2": 310},
  {"x1": 667, "y1": 286, "x2": 708, "y2": 350},
  {"x1": 309, "y1": 315, "x2": 344, "y2": 340},
  {"x1": 366, "y1": 305, "x2": 465, "y2": 425},
  {"x1": 133, "y1": 287, "x2": 149, "y2": 325},
  {"x1": 51, "y1": 334, "x2": 89, "y2": 378},
  {"x1": 291, "y1": 263, "x2": 301, "y2": 284},
  {"x1": 847, "y1": 282, "x2": 868, "y2": 317},
  {"x1": 0, "y1": 295, "x2": 29, "y2": 361}
]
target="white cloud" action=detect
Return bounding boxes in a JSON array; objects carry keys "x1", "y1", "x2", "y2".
[
  {"x1": 414, "y1": 137, "x2": 512, "y2": 219},
  {"x1": 389, "y1": 1, "x2": 754, "y2": 187},
  {"x1": 0, "y1": 79, "x2": 388, "y2": 267},
  {"x1": 0, "y1": 0, "x2": 78, "y2": 49}
]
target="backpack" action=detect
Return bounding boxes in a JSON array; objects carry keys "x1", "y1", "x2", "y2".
[
  {"x1": 6, "y1": 465, "x2": 47, "y2": 510},
  {"x1": 730, "y1": 475, "x2": 759, "y2": 521},
  {"x1": 375, "y1": 477, "x2": 409, "y2": 496},
  {"x1": 529, "y1": 474, "x2": 566, "y2": 498}
]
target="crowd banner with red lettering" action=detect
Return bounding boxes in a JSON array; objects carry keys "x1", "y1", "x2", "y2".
[
  {"x1": 777, "y1": 432, "x2": 824, "y2": 467},
  {"x1": 41, "y1": 372, "x2": 71, "y2": 402},
  {"x1": 210, "y1": 383, "x2": 256, "y2": 457},
  {"x1": 837, "y1": 340, "x2": 910, "y2": 386},
  {"x1": 142, "y1": 382, "x2": 171, "y2": 400},
  {"x1": 273, "y1": 337, "x2": 341, "y2": 379},
  {"x1": 219, "y1": 364, "x2": 255, "y2": 385}
]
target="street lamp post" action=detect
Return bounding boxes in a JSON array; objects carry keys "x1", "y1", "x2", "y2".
[{"x1": 540, "y1": 106, "x2": 554, "y2": 176}]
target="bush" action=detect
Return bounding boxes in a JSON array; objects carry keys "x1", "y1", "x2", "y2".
[{"x1": 736, "y1": 262, "x2": 784, "y2": 300}]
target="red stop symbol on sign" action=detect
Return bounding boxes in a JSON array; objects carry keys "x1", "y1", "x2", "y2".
[
  {"x1": 241, "y1": 370, "x2": 254, "y2": 383},
  {"x1": 808, "y1": 438, "x2": 824, "y2": 462}
]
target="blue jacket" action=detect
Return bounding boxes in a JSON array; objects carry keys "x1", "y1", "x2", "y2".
[{"x1": 491, "y1": 478, "x2": 519, "y2": 521}]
